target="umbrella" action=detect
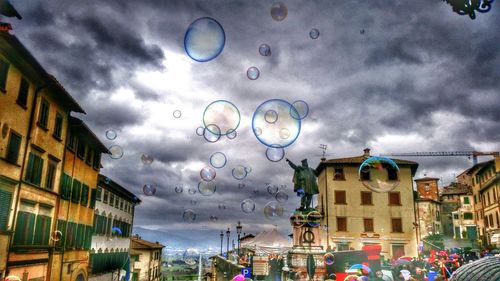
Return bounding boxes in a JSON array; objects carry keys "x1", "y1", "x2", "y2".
[
  {"x1": 394, "y1": 259, "x2": 411, "y2": 265},
  {"x1": 349, "y1": 263, "x2": 373, "y2": 274},
  {"x1": 307, "y1": 254, "x2": 316, "y2": 279},
  {"x1": 469, "y1": 248, "x2": 480, "y2": 252},
  {"x1": 490, "y1": 249, "x2": 500, "y2": 254},
  {"x1": 399, "y1": 256, "x2": 413, "y2": 261}
]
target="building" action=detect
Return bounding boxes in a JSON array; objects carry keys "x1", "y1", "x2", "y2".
[
  {"x1": 130, "y1": 235, "x2": 165, "y2": 281},
  {"x1": 414, "y1": 177, "x2": 442, "y2": 240},
  {"x1": 0, "y1": 31, "x2": 85, "y2": 280},
  {"x1": 89, "y1": 175, "x2": 141, "y2": 281},
  {"x1": 51, "y1": 117, "x2": 109, "y2": 281},
  {"x1": 439, "y1": 182, "x2": 472, "y2": 238},
  {"x1": 316, "y1": 148, "x2": 419, "y2": 260}
]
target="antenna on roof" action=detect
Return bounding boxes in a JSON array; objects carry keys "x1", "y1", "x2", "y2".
[{"x1": 319, "y1": 144, "x2": 327, "y2": 161}]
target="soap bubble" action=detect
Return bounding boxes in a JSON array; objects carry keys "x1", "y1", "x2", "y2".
[
  {"x1": 247, "y1": 67, "x2": 260, "y2": 80},
  {"x1": 267, "y1": 184, "x2": 279, "y2": 195},
  {"x1": 141, "y1": 154, "x2": 154, "y2": 165},
  {"x1": 50, "y1": 230, "x2": 63, "y2": 241},
  {"x1": 264, "y1": 202, "x2": 284, "y2": 220},
  {"x1": 238, "y1": 182, "x2": 246, "y2": 189},
  {"x1": 198, "y1": 181, "x2": 216, "y2": 196},
  {"x1": 196, "y1": 126, "x2": 205, "y2": 136},
  {"x1": 203, "y1": 100, "x2": 240, "y2": 136},
  {"x1": 358, "y1": 156, "x2": 400, "y2": 193},
  {"x1": 105, "y1": 129, "x2": 117, "y2": 140},
  {"x1": 203, "y1": 124, "x2": 222, "y2": 143},
  {"x1": 266, "y1": 145, "x2": 285, "y2": 162},
  {"x1": 218, "y1": 204, "x2": 226, "y2": 210},
  {"x1": 264, "y1": 110, "x2": 278, "y2": 124},
  {"x1": 143, "y1": 184, "x2": 156, "y2": 196},
  {"x1": 270, "y1": 2, "x2": 288, "y2": 21},
  {"x1": 108, "y1": 145, "x2": 124, "y2": 159},
  {"x1": 279, "y1": 128, "x2": 291, "y2": 139},
  {"x1": 232, "y1": 165, "x2": 248, "y2": 180},
  {"x1": 245, "y1": 166, "x2": 252, "y2": 173},
  {"x1": 182, "y1": 209, "x2": 197, "y2": 223},
  {"x1": 275, "y1": 191, "x2": 288, "y2": 203},
  {"x1": 209, "y1": 215, "x2": 218, "y2": 222},
  {"x1": 175, "y1": 186, "x2": 183, "y2": 194},
  {"x1": 290, "y1": 100, "x2": 309, "y2": 120},
  {"x1": 173, "y1": 110, "x2": 182, "y2": 118},
  {"x1": 210, "y1": 152, "x2": 227, "y2": 169},
  {"x1": 309, "y1": 28, "x2": 320, "y2": 39},
  {"x1": 360, "y1": 29, "x2": 365, "y2": 34},
  {"x1": 200, "y1": 166, "x2": 216, "y2": 182},
  {"x1": 184, "y1": 17, "x2": 225, "y2": 62},
  {"x1": 252, "y1": 99, "x2": 301, "y2": 148},
  {"x1": 241, "y1": 199, "x2": 256, "y2": 214},
  {"x1": 226, "y1": 129, "x2": 237, "y2": 140},
  {"x1": 259, "y1": 44, "x2": 271, "y2": 56},
  {"x1": 188, "y1": 188, "x2": 197, "y2": 195}
]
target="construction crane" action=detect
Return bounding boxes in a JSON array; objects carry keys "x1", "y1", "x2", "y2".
[{"x1": 381, "y1": 151, "x2": 499, "y2": 166}]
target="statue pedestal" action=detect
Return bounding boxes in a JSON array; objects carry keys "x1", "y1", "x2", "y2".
[{"x1": 287, "y1": 210, "x2": 326, "y2": 280}]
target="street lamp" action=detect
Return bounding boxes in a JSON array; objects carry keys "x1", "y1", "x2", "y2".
[
  {"x1": 220, "y1": 231, "x2": 224, "y2": 256},
  {"x1": 236, "y1": 221, "x2": 242, "y2": 256},
  {"x1": 442, "y1": 0, "x2": 495, "y2": 19},
  {"x1": 226, "y1": 228, "x2": 230, "y2": 259}
]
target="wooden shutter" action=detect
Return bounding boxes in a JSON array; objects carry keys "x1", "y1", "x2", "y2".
[
  {"x1": 0, "y1": 189, "x2": 12, "y2": 231},
  {"x1": 364, "y1": 218, "x2": 374, "y2": 232},
  {"x1": 89, "y1": 188, "x2": 97, "y2": 209},
  {"x1": 34, "y1": 215, "x2": 51, "y2": 245},
  {"x1": 71, "y1": 180, "x2": 81, "y2": 203},
  {"x1": 25, "y1": 153, "x2": 35, "y2": 183},
  {"x1": 6, "y1": 132, "x2": 21, "y2": 163},
  {"x1": 335, "y1": 191, "x2": 346, "y2": 204},
  {"x1": 57, "y1": 220, "x2": 67, "y2": 248},
  {"x1": 14, "y1": 211, "x2": 35, "y2": 245},
  {"x1": 81, "y1": 184, "x2": 89, "y2": 206},
  {"x1": 361, "y1": 191, "x2": 372, "y2": 205}
]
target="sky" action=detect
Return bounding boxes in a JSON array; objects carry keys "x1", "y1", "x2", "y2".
[{"x1": 8, "y1": 0, "x2": 500, "y2": 250}]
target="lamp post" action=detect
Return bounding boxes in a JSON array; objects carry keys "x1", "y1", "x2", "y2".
[
  {"x1": 226, "y1": 228, "x2": 230, "y2": 259},
  {"x1": 236, "y1": 221, "x2": 242, "y2": 256},
  {"x1": 220, "y1": 231, "x2": 224, "y2": 256}
]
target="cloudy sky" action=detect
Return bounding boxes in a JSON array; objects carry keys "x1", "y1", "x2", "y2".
[{"x1": 9, "y1": 0, "x2": 499, "y2": 249}]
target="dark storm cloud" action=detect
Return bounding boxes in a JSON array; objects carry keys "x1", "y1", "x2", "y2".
[{"x1": 82, "y1": 102, "x2": 145, "y2": 128}]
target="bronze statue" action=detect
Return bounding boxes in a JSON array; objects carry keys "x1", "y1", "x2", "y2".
[{"x1": 286, "y1": 158, "x2": 319, "y2": 211}]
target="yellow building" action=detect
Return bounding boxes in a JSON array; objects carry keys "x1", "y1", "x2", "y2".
[
  {"x1": 0, "y1": 31, "x2": 85, "y2": 280},
  {"x1": 51, "y1": 117, "x2": 109, "y2": 281},
  {"x1": 316, "y1": 148, "x2": 419, "y2": 259},
  {"x1": 414, "y1": 177, "x2": 442, "y2": 240},
  {"x1": 130, "y1": 235, "x2": 164, "y2": 281}
]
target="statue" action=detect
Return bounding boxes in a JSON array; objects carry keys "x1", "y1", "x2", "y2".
[{"x1": 286, "y1": 158, "x2": 319, "y2": 211}]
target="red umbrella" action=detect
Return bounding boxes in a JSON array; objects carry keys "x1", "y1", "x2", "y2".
[{"x1": 399, "y1": 256, "x2": 413, "y2": 261}]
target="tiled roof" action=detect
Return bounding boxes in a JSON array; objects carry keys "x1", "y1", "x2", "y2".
[
  {"x1": 414, "y1": 177, "x2": 440, "y2": 181},
  {"x1": 131, "y1": 236, "x2": 165, "y2": 249},
  {"x1": 440, "y1": 182, "x2": 471, "y2": 195},
  {"x1": 449, "y1": 256, "x2": 500, "y2": 281}
]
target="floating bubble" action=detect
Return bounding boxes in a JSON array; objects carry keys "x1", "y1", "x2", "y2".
[
  {"x1": 182, "y1": 209, "x2": 197, "y2": 223},
  {"x1": 200, "y1": 166, "x2": 216, "y2": 182},
  {"x1": 203, "y1": 100, "x2": 240, "y2": 136},
  {"x1": 226, "y1": 129, "x2": 237, "y2": 140},
  {"x1": 279, "y1": 128, "x2": 290, "y2": 139},
  {"x1": 175, "y1": 186, "x2": 183, "y2": 194},
  {"x1": 245, "y1": 166, "x2": 252, "y2": 173},
  {"x1": 360, "y1": 29, "x2": 365, "y2": 34},
  {"x1": 259, "y1": 44, "x2": 271, "y2": 56},
  {"x1": 108, "y1": 145, "x2": 124, "y2": 159},
  {"x1": 210, "y1": 152, "x2": 227, "y2": 169},
  {"x1": 209, "y1": 215, "x2": 218, "y2": 222},
  {"x1": 232, "y1": 165, "x2": 248, "y2": 180},
  {"x1": 141, "y1": 154, "x2": 154, "y2": 165},
  {"x1": 324, "y1": 253, "x2": 334, "y2": 265},
  {"x1": 267, "y1": 184, "x2": 279, "y2": 195},
  {"x1": 111, "y1": 227, "x2": 122, "y2": 236},
  {"x1": 105, "y1": 129, "x2": 117, "y2": 140},
  {"x1": 196, "y1": 126, "x2": 205, "y2": 136},
  {"x1": 309, "y1": 28, "x2": 320, "y2": 39},
  {"x1": 203, "y1": 124, "x2": 222, "y2": 143},
  {"x1": 266, "y1": 145, "x2": 285, "y2": 162},
  {"x1": 275, "y1": 191, "x2": 288, "y2": 203},
  {"x1": 50, "y1": 230, "x2": 62, "y2": 241},
  {"x1": 198, "y1": 181, "x2": 216, "y2": 196},
  {"x1": 188, "y1": 188, "x2": 197, "y2": 195},
  {"x1": 264, "y1": 110, "x2": 278, "y2": 124},
  {"x1": 184, "y1": 17, "x2": 225, "y2": 62},
  {"x1": 173, "y1": 110, "x2": 182, "y2": 118},
  {"x1": 307, "y1": 210, "x2": 322, "y2": 227},
  {"x1": 247, "y1": 67, "x2": 260, "y2": 80},
  {"x1": 290, "y1": 100, "x2": 309, "y2": 120},
  {"x1": 218, "y1": 204, "x2": 226, "y2": 210},
  {"x1": 252, "y1": 99, "x2": 301, "y2": 148},
  {"x1": 264, "y1": 202, "x2": 284, "y2": 220},
  {"x1": 358, "y1": 156, "x2": 400, "y2": 193},
  {"x1": 241, "y1": 199, "x2": 256, "y2": 214},
  {"x1": 270, "y1": 2, "x2": 288, "y2": 21},
  {"x1": 143, "y1": 184, "x2": 156, "y2": 196}
]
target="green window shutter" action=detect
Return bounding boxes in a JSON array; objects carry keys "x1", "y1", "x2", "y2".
[
  {"x1": 71, "y1": 180, "x2": 81, "y2": 203},
  {"x1": 77, "y1": 224, "x2": 84, "y2": 249},
  {"x1": 25, "y1": 153, "x2": 35, "y2": 183},
  {"x1": 85, "y1": 225, "x2": 92, "y2": 250},
  {"x1": 89, "y1": 188, "x2": 97, "y2": 209},
  {"x1": 14, "y1": 211, "x2": 36, "y2": 246},
  {"x1": 0, "y1": 190, "x2": 12, "y2": 231},
  {"x1": 33, "y1": 156, "x2": 44, "y2": 185},
  {"x1": 65, "y1": 175, "x2": 73, "y2": 199},
  {"x1": 81, "y1": 184, "x2": 89, "y2": 206},
  {"x1": 6, "y1": 132, "x2": 22, "y2": 164},
  {"x1": 33, "y1": 215, "x2": 51, "y2": 245},
  {"x1": 56, "y1": 220, "x2": 67, "y2": 248}
]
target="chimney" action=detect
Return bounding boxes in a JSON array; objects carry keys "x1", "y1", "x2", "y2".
[{"x1": 363, "y1": 148, "x2": 371, "y2": 157}]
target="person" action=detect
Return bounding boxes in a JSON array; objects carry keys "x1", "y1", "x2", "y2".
[{"x1": 286, "y1": 158, "x2": 319, "y2": 210}]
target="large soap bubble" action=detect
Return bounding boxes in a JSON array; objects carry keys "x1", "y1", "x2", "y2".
[
  {"x1": 105, "y1": 129, "x2": 117, "y2": 140},
  {"x1": 108, "y1": 145, "x2": 124, "y2": 159},
  {"x1": 203, "y1": 124, "x2": 221, "y2": 143},
  {"x1": 266, "y1": 145, "x2": 285, "y2": 162},
  {"x1": 198, "y1": 181, "x2": 216, "y2": 196},
  {"x1": 290, "y1": 100, "x2": 309, "y2": 120},
  {"x1": 143, "y1": 184, "x2": 156, "y2": 196},
  {"x1": 358, "y1": 156, "x2": 400, "y2": 193},
  {"x1": 175, "y1": 186, "x2": 183, "y2": 194},
  {"x1": 275, "y1": 191, "x2": 288, "y2": 203},
  {"x1": 141, "y1": 154, "x2": 154, "y2": 165},
  {"x1": 259, "y1": 44, "x2": 271, "y2": 56},
  {"x1": 182, "y1": 209, "x2": 197, "y2": 223},
  {"x1": 270, "y1": 2, "x2": 288, "y2": 21},
  {"x1": 200, "y1": 166, "x2": 216, "y2": 182},
  {"x1": 241, "y1": 199, "x2": 256, "y2": 214},
  {"x1": 309, "y1": 28, "x2": 320, "y2": 39},
  {"x1": 247, "y1": 67, "x2": 260, "y2": 80},
  {"x1": 267, "y1": 184, "x2": 279, "y2": 195},
  {"x1": 210, "y1": 152, "x2": 227, "y2": 168},
  {"x1": 203, "y1": 100, "x2": 240, "y2": 136},
  {"x1": 264, "y1": 201, "x2": 284, "y2": 220},
  {"x1": 184, "y1": 17, "x2": 225, "y2": 62},
  {"x1": 232, "y1": 165, "x2": 248, "y2": 180},
  {"x1": 252, "y1": 99, "x2": 301, "y2": 148}
]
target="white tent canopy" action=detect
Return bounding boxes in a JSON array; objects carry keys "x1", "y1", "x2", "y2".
[{"x1": 241, "y1": 228, "x2": 292, "y2": 254}]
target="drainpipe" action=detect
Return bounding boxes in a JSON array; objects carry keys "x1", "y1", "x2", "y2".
[{"x1": 324, "y1": 166, "x2": 330, "y2": 250}]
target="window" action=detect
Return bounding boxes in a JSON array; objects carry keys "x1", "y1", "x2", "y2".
[
  {"x1": 337, "y1": 217, "x2": 347, "y2": 231},
  {"x1": 453, "y1": 213, "x2": 459, "y2": 220},
  {"x1": 424, "y1": 183, "x2": 430, "y2": 192},
  {"x1": 45, "y1": 159, "x2": 57, "y2": 190},
  {"x1": 489, "y1": 214, "x2": 494, "y2": 227},
  {"x1": 81, "y1": 184, "x2": 89, "y2": 206},
  {"x1": 109, "y1": 193, "x2": 114, "y2": 207},
  {"x1": 89, "y1": 188, "x2": 97, "y2": 209},
  {"x1": 71, "y1": 179, "x2": 82, "y2": 204},
  {"x1": 364, "y1": 218, "x2": 374, "y2": 232},
  {"x1": 333, "y1": 168, "x2": 345, "y2": 180},
  {"x1": 361, "y1": 191, "x2": 372, "y2": 205},
  {"x1": 335, "y1": 190, "x2": 346, "y2": 204},
  {"x1": 92, "y1": 151, "x2": 101, "y2": 170},
  {"x1": 360, "y1": 168, "x2": 370, "y2": 180},
  {"x1": 0, "y1": 189, "x2": 13, "y2": 231},
  {"x1": 463, "y1": 212, "x2": 473, "y2": 220},
  {"x1": 115, "y1": 197, "x2": 119, "y2": 208},
  {"x1": 474, "y1": 195, "x2": 478, "y2": 204},
  {"x1": 388, "y1": 192, "x2": 401, "y2": 205},
  {"x1": 37, "y1": 99, "x2": 50, "y2": 129},
  {"x1": 120, "y1": 199, "x2": 124, "y2": 210},
  {"x1": 67, "y1": 131, "x2": 76, "y2": 151},
  {"x1": 0, "y1": 59, "x2": 9, "y2": 90},
  {"x1": 53, "y1": 113, "x2": 63, "y2": 139},
  {"x1": 391, "y1": 218, "x2": 403, "y2": 233},
  {"x1": 463, "y1": 197, "x2": 470, "y2": 205},
  {"x1": 96, "y1": 187, "x2": 102, "y2": 201},
  {"x1": 6, "y1": 131, "x2": 22, "y2": 164},
  {"x1": 496, "y1": 212, "x2": 499, "y2": 228},
  {"x1": 77, "y1": 139, "x2": 86, "y2": 159},
  {"x1": 391, "y1": 244, "x2": 405, "y2": 260},
  {"x1": 25, "y1": 152, "x2": 44, "y2": 186},
  {"x1": 34, "y1": 214, "x2": 51, "y2": 245},
  {"x1": 103, "y1": 191, "x2": 108, "y2": 204},
  {"x1": 13, "y1": 211, "x2": 36, "y2": 245},
  {"x1": 387, "y1": 167, "x2": 398, "y2": 180},
  {"x1": 17, "y1": 77, "x2": 29, "y2": 106},
  {"x1": 60, "y1": 173, "x2": 72, "y2": 200},
  {"x1": 85, "y1": 148, "x2": 93, "y2": 166}
]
